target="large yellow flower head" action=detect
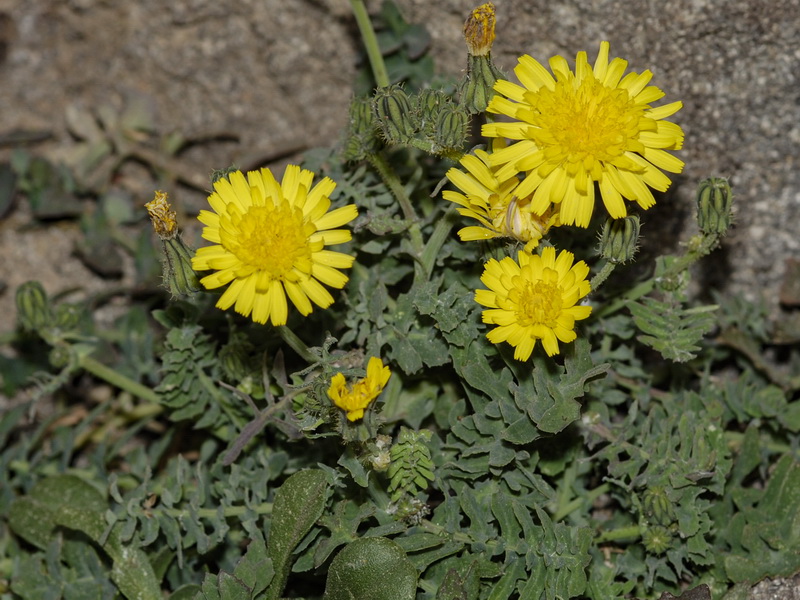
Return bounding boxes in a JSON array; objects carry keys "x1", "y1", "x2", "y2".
[
  {"x1": 443, "y1": 141, "x2": 559, "y2": 251},
  {"x1": 328, "y1": 357, "x2": 392, "y2": 422},
  {"x1": 192, "y1": 166, "x2": 358, "y2": 325},
  {"x1": 475, "y1": 246, "x2": 592, "y2": 360},
  {"x1": 482, "y1": 41, "x2": 684, "y2": 228}
]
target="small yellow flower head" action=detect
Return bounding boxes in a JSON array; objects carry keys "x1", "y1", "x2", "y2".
[
  {"x1": 475, "y1": 246, "x2": 592, "y2": 360},
  {"x1": 145, "y1": 190, "x2": 178, "y2": 240},
  {"x1": 443, "y1": 141, "x2": 559, "y2": 251},
  {"x1": 191, "y1": 166, "x2": 358, "y2": 325},
  {"x1": 328, "y1": 357, "x2": 391, "y2": 422},
  {"x1": 482, "y1": 41, "x2": 684, "y2": 228},
  {"x1": 464, "y1": 2, "x2": 496, "y2": 56}
]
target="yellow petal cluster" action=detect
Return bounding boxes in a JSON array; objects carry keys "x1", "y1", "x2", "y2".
[
  {"x1": 328, "y1": 357, "x2": 392, "y2": 422},
  {"x1": 191, "y1": 166, "x2": 357, "y2": 326},
  {"x1": 475, "y1": 246, "x2": 592, "y2": 359},
  {"x1": 482, "y1": 41, "x2": 684, "y2": 227}
]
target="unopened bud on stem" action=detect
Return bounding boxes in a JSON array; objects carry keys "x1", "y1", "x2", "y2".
[
  {"x1": 599, "y1": 215, "x2": 641, "y2": 264},
  {"x1": 697, "y1": 177, "x2": 734, "y2": 236}
]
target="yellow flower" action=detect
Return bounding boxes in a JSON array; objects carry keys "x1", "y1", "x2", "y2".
[
  {"x1": 482, "y1": 41, "x2": 684, "y2": 228},
  {"x1": 192, "y1": 166, "x2": 357, "y2": 325},
  {"x1": 443, "y1": 141, "x2": 559, "y2": 251},
  {"x1": 475, "y1": 246, "x2": 592, "y2": 359},
  {"x1": 328, "y1": 357, "x2": 392, "y2": 422}
]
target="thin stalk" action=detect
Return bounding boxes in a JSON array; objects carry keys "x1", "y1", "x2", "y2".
[
  {"x1": 161, "y1": 501, "x2": 273, "y2": 519},
  {"x1": 349, "y1": 0, "x2": 390, "y2": 88},
  {"x1": 367, "y1": 153, "x2": 419, "y2": 225},
  {"x1": 595, "y1": 524, "x2": 641, "y2": 543},
  {"x1": 589, "y1": 260, "x2": 617, "y2": 292},
  {"x1": 79, "y1": 355, "x2": 160, "y2": 404},
  {"x1": 276, "y1": 326, "x2": 319, "y2": 365},
  {"x1": 552, "y1": 483, "x2": 610, "y2": 522}
]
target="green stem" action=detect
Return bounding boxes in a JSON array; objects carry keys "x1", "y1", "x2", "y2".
[
  {"x1": 276, "y1": 326, "x2": 319, "y2": 365},
  {"x1": 79, "y1": 355, "x2": 160, "y2": 404},
  {"x1": 366, "y1": 153, "x2": 425, "y2": 274},
  {"x1": 420, "y1": 208, "x2": 456, "y2": 278},
  {"x1": 589, "y1": 260, "x2": 617, "y2": 292},
  {"x1": 593, "y1": 231, "x2": 722, "y2": 319},
  {"x1": 553, "y1": 483, "x2": 610, "y2": 522},
  {"x1": 161, "y1": 501, "x2": 273, "y2": 520},
  {"x1": 595, "y1": 524, "x2": 641, "y2": 543},
  {"x1": 349, "y1": 0, "x2": 390, "y2": 88},
  {"x1": 725, "y1": 431, "x2": 795, "y2": 455},
  {"x1": 367, "y1": 153, "x2": 419, "y2": 225}
]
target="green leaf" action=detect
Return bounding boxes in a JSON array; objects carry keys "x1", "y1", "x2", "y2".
[
  {"x1": 9, "y1": 475, "x2": 161, "y2": 600},
  {"x1": 265, "y1": 469, "x2": 330, "y2": 600},
  {"x1": 323, "y1": 537, "x2": 417, "y2": 600},
  {"x1": 628, "y1": 297, "x2": 717, "y2": 362}
]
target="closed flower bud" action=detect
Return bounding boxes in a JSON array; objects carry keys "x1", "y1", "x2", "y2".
[
  {"x1": 162, "y1": 236, "x2": 203, "y2": 298},
  {"x1": 642, "y1": 525, "x2": 673, "y2": 555},
  {"x1": 415, "y1": 88, "x2": 449, "y2": 137},
  {"x1": 16, "y1": 280, "x2": 52, "y2": 334},
  {"x1": 459, "y1": 53, "x2": 504, "y2": 115},
  {"x1": 211, "y1": 166, "x2": 239, "y2": 185},
  {"x1": 48, "y1": 342, "x2": 73, "y2": 369},
  {"x1": 642, "y1": 486, "x2": 676, "y2": 526},
  {"x1": 219, "y1": 335, "x2": 254, "y2": 382},
  {"x1": 434, "y1": 104, "x2": 469, "y2": 152},
  {"x1": 599, "y1": 215, "x2": 641, "y2": 263},
  {"x1": 372, "y1": 84, "x2": 417, "y2": 144},
  {"x1": 53, "y1": 303, "x2": 83, "y2": 332},
  {"x1": 343, "y1": 97, "x2": 380, "y2": 161},
  {"x1": 697, "y1": 177, "x2": 734, "y2": 236}
]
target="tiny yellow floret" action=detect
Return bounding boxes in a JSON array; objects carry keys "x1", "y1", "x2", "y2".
[{"x1": 328, "y1": 357, "x2": 391, "y2": 422}]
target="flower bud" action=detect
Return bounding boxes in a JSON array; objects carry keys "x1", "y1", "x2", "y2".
[
  {"x1": 211, "y1": 166, "x2": 239, "y2": 185},
  {"x1": 642, "y1": 486, "x2": 676, "y2": 526},
  {"x1": 53, "y1": 303, "x2": 83, "y2": 332},
  {"x1": 599, "y1": 215, "x2": 640, "y2": 263},
  {"x1": 415, "y1": 88, "x2": 449, "y2": 137},
  {"x1": 696, "y1": 177, "x2": 734, "y2": 236},
  {"x1": 459, "y1": 53, "x2": 504, "y2": 115},
  {"x1": 16, "y1": 280, "x2": 52, "y2": 333},
  {"x1": 434, "y1": 104, "x2": 469, "y2": 152},
  {"x1": 642, "y1": 525, "x2": 673, "y2": 555},
  {"x1": 145, "y1": 191, "x2": 202, "y2": 297},
  {"x1": 459, "y1": 4, "x2": 503, "y2": 115},
  {"x1": 372, "y1": 84, "x2": 417, "y2": 145},
  {"x1": 48, "y1": 342, "x2": 73, "y2": 369},
  {"x1": 162, "y1": 236, "x2": 203, "y2": 297},
  {"x1": 343, "y1": 96, "x2": 380, "y2": 162}
]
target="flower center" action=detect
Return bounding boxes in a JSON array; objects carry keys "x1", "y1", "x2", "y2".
[
  {"x1": 515, "y1": 274, "x2": 562, "y2": 326},
  {"x1": 531, "y1": 75, "x2": 642, "y2": 166},
  {"x1": 224, "y1": 203, "x2": 311, "y2": 278}
]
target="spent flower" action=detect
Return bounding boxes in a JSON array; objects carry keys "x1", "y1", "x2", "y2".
[
  {"x1": 328, "y1": 357, "x2": 392, "y2": 422},
  {"x1": 482, "y1": 41, "x2": 684, "y2": 227},
  {"x1": 475, "y1": 246, "x2": 592, "y2": 359},
  {"x1": 192, "y1": 166, "x2": 357, "y2": 325}
]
